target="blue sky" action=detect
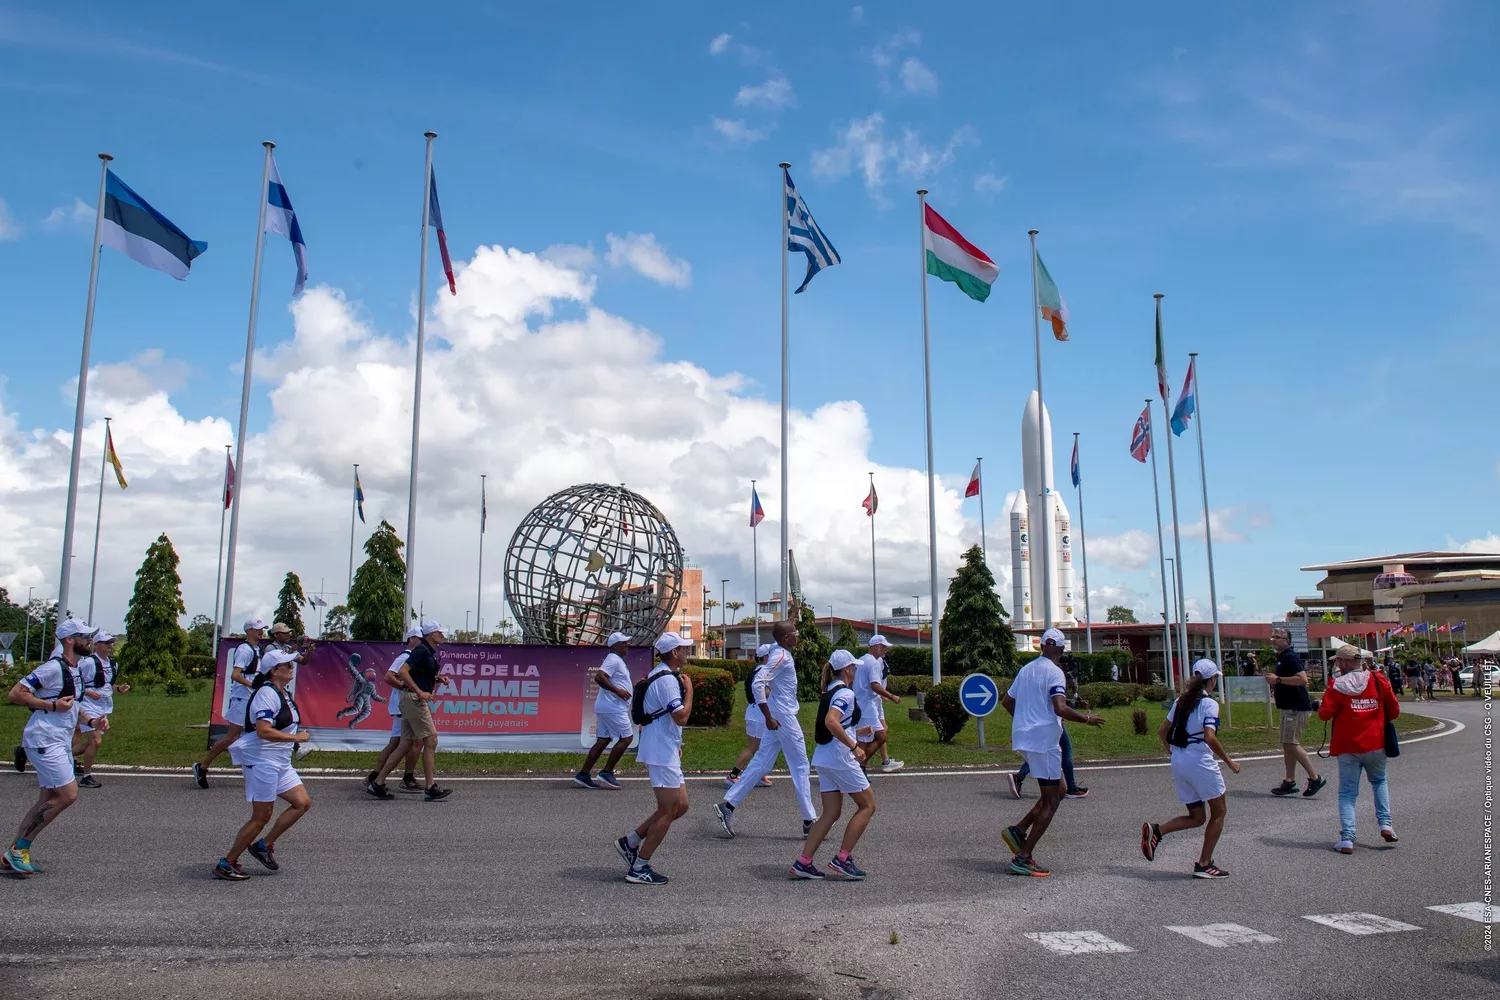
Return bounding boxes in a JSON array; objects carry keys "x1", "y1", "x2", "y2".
[{"x1": 1, "y1": 0, "x2": 1496, "y2": 627}]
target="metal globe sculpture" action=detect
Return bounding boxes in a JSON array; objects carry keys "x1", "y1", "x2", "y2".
[{"x1": 504, "y1": 484, "x2": 684, "y2": 646}]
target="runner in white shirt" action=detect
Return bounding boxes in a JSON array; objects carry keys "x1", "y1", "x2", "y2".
[
  {"x1": 4, "y1": 619, "x2": 97, "y2": 876},
  {"x1": 577, "y1": 632, "x2": 637, "y2": 790},
  {"x1": 615, "y1": 632, "x2": 694, "y2": 885},
  {"x1": 714, "y1": 620, "x2": 818, "y2": 838},
  {"x1": 214, "y1": 653, "x2": 312, "y2": 881},
  {"x1": 793, "y1": 650, "x2": 877, "y2": 881},
  {"x1": 723, "y1": 644, "x2": 775, "y2": 789},
  {"x1": 72, "y1": 631, "x2": 129, "y2": 789},
  {"x1": 1141, "y1": 659, "x2": 1240, "y2": 879},
  {"x1": 366, "y1": 628, "x2": 423, "y2": 794},
  {"x1": 195, "y1": 618, "x2": 267, "y2": 787},
  {"x1": 999, "y1": 628, "x2": 1103, "y2": 877},
  {"x1": 853, "y1": 636, "x2": 903, "y2": 772}
]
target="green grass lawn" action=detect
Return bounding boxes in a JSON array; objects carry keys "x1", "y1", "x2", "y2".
[{"x1": 0, "y1": 681, "x2": 1437, "y2": 775}]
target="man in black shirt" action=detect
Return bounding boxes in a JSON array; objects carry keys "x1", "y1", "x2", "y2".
[
  {"x1": 368, "y1": 619, "x2": 453, "y2": 802},
  {"x1": 1266, "y1": 628, "x2": 1325, "y2": 798}
]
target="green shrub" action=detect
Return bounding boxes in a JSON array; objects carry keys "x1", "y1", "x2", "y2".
[
  {"x1": 884, "y1": 676, "x2": 934, "y2": 697},
  {"x1": 1076, "y1": 682, "x2": 1140, "y2": 708},
  {"x1": 687, "y1": 657, "x2": 752, "y2": 681},
  {"x1": 1141, "y1": 684, "x2": 1173, "y2": 704},
  {"x1": 883, "y1": 645, "x2": 933, "y2": 676},
  {"x1": 925, "y1": 680, "x2": 969, "y2": 743},
  {"x1": 179, "y1": 653, "x2": 217, "y2": 679},
  {"x1": 163, "y1": 677, "x2": 190, "y2": 697},
  {"x1": 681, "y1": 665, "x2": 733, "y2": 727}
]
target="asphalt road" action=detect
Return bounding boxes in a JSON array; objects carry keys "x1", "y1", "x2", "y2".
[{"x1": 0, "y1": 699, "x2": 1493, "y2": 1000}]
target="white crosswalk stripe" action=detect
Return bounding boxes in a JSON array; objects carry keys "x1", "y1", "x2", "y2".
[
  {"x1": 1025, "y1": 931, "x2": 1134, "y2": 955},
  {"x1": 1166, "y1": 923, "x2": 1279, "y2": 948},
  {"x1": 1303, "y1": 913, "x2": 1421, "y2": 935},
  {"x1": 1426, "y1": 902, "x2": 1494, "y2": 924}
]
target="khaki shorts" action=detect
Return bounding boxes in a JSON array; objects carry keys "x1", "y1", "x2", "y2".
[
  {"x1": 1278, "y1": 710, "x2": 1310, "y2": 744},
  {"x1": 400, "y1": 697, "x2": 437, "y2": 741}
]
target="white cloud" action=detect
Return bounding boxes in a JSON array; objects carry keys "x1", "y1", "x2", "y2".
[
  {"x1": 1180, "y1": 504, "x2": 1267, "y2": 544},
  {"x1": 899, "y1": 57, "x2": 939, "y2": 96},
  {"x1": 0, "y1": 244, "x2": 981, "y2": 630},
  {"x1": 851, "y1": 6, "x2": 866, "y2": 24},
  {"x1": 604, "y1": 233, "x2": 692, "y2": 289},
  {"x1": 1088, "y1": 529, "x2": 1158, "y2": 571},
  {"x1": 735, "y1": 74, "x2": 796, "y2": 110},
  {"x1": 975, "y1": 172, "x2": 1008, "y2": 195},
  {"x1": 43, "y1": 197, "x2": 93, "y2": 229},
  {"x1": 1453, "y1": 533, "x2": 1500, "y2": 553},
  {"x1": 709, "y1": 33, "x2": 732, "y2": 55},
  {"x1": 540, "y1": 243, "x2": 597, "y2": 270},
  {"x1": 711, "y1": 117, "x2": 769, "y2": 146},
  {"x1": 870, "y1": 30, "x2": 920, "y2": 74},
  {"x1": 812, "y1": 113, "x2": 977, "y2": 200},
  {"x1": 1088, "y1": 583, "x2": 1159, "y2": 621},
  {"x1": 0, "y1": 198, "x2": 21, "y2": 241}
]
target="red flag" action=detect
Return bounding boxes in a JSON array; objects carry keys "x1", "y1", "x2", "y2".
[
  {"x1": 862, "y1": 483, "x2": 878, "y2": 516},
  {"x1": 1129, "y1": 405, "x2": 1152, "y2": 463},
  {"x1": 964, "y1": 460, "x2": 981, "y2": 498},
  {"x1": 428, "y1": 169, "x2": 457, "y2": 296},
  {"x1": 223, "y1": 452, "x2": 236, "y2": 510}
]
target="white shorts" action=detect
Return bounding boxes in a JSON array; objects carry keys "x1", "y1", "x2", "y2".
[
  {"x1": 1170, "y1": 752, "x2": 1226, "y2": 806},
  {"x1": 646, "y1": 762, "x2": 684, "y2": 789},
  {"x1": 816, "y1": 762, "x2": 871, "y2": 795},
  {"x1": 225, "y1": 691, "x2": 250, "y2": 728},
  {"x1": 26, "y1": 742, "x2": 76, "y2": 790},
  {"x1": 744, "y1": 709, "x2": 768, "y2": 741},
  {"x1": 595, "y1": 711, "x2": 634, "y2": 741},
  {"x1": 1019, "y1": 746, "x2": 1064, "y2": 783},
  {"x1": 855, "y1": 703, "x2": 886, "y2": 742},
  {"x1": 243, "y1": 758, "x2": 304, "y2": 802},
  {"x1": 389, "y1": 714, "x2": 403, "y2": 737}
]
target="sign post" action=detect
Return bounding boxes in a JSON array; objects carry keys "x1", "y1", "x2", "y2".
[{"x1": 958, "y1": 672, "x2": 1001, "y2": 748}]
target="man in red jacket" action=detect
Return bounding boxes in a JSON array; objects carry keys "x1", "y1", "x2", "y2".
[{"x1": 1317, "y1": 646, "x2": 1401, "y2": 854}]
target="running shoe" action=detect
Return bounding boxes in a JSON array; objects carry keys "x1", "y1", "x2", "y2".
[
  {"x1": 759, "y1": 775, "x2": 773, "y2": 787},
  {"x1": 1192, "y1": 861, "x2": 1230, "y2": 879},
  {"x1": 615, "y1": 836, "x2": 638, "y2": 866},
  {"x1": 1001, "y1": 824, "x2": 1027, "y2": 857},
  {"x1": 1141, "y1": 822, "x2": 1161, "y2": 861},
  {"x1": 78, "y1": 774, "x2": 101, "y2": 789},
  {"x1": 1270, "y1": 780, "x2": 1298, "y2": 796},
  {"x1": 1009, "y1": 855, "x2": 1051, "y2": 877},
  {"x1": 1302, "y1": 776, "x2": 1327, "y2": 798},
  {"x1": 1380, "y1": 827, "x2": 1399, "y2": 843},
  {"x1": 790, "y1": 859, "x2": 826, "y2": 880},
  {"x1": 596, "y1": 771, "x2": 622, "y2": 790},
  {"x1": 1065, "y1": 786, "x2": 1089, "y2": 799},
  {"x1": 365, "y1": 781, "x2": 395, "y2": 800},
  {"x1": 423, "y1": 785, "x2": 453, "y2": 801},
  {"x1": 573, "y1": 772, "x2": 599, "y2": 789},
  {"x1": 828, "y1": 855, "x2": 866, "y2": 880},
  {"x1": 880, "y1": 759, "x2": 905, "y2": 773},
  {"x1": 247, "y1": 839, "x2": 279, "y2": 871},
  {"x1": 1333, "y1": 840, "x2": 1354, "y2": 855},
  {"x1": 803, "y1": 819, "x2": 816, "y2": 837},
  {"x1": 1005, "y1": 772, "x2": 1021, "y2": 800},
  {"x1": 365, "y1": 769, "x2": 378, "y2": 786},
  {"x1": 2, "y1": 845, "x2": 36, "y2": 876},
  {"x1": 723, "y1": 773, "x2": 738, "y2": 789},
  {"x1": 13, "y1": 745, "x2": 27, "y2": 774},
  {"x1": 625, "y1": 863, "x2": 668, "y2": 885},
  {"x1": 213, "y1": 859, "x2": 249, "y2": 881},
  {"x1": 192, "y1": 761, "x2": 208, "y2": 788},
  {"x1": 713, "y1": 802, "x2": 735, "y2": 838},
  {"x1": 400, "y1": 774, "x2": 421, "y2": 792}
]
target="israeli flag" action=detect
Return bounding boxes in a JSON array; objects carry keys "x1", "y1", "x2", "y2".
[
  {"x1": 265, "y1": 155, "x2": 308, "y2": 295},
  {"x1": 784, "y1": 167, "x2": 840, "y2": 294}
]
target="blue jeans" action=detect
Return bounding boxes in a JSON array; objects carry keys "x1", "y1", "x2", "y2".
[
  {"x1": 1337, "y1": 751, "x2": 1392, "y2": 842},
  {"x1": 1017, "y1": 727, "x2": 1076, "y2": 790}
]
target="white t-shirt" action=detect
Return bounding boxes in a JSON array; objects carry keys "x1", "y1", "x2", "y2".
[
  {"x1": 231, "y1": 685, "x2": 301, "y2": 765},
  {"x1": 634, "y1": 671, "x2": 684, "y2": 766},
  {"x1": 1006, "y1": 658, "x2": 1067, "y2": 753},
  {"x1": 811, "y1": 683, "x2": 859, "y2": 768},
  {"x1": 386, "y1": 650, "x2": 412, "y2": 717},
  {"x1": 1166, "y1": 695, "x2": 1220, "y2": 762},
  {"x1": 757, "y1": 645, "x2": 800, "y2": 721},
  {"x1": 853, "y1": 654, "x2": 886, "y2": 717},
  {"x1": 79, "y1": 654, "x2": 120, "y2": 717},
  {"x1": 594, "y1": 652, "x2": 632, "y2": 717},
  {"x1": 20, "y1": 658, "x2": 82, "y2": 748},
  {"x1": 229, "y1": 642, "x2": 264, "y2": 697}
]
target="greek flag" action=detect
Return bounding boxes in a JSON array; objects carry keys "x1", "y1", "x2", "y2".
[
  {"x1": 784, "y1": 167, "x2": 839, "y2": 293},
  {"x1": 265, "y1": 155, "x2": 308, "y2": 295}
]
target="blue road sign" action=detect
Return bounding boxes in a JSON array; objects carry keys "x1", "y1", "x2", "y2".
[{"x1": 958, "y1": 672, "x2": 1000, "y2": 718}]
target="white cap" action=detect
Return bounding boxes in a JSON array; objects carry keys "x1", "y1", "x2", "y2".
[
  {"x1": 1192, "y1": 658, "x2": 1220, "y2": 679},
  {"x1": 55, "y1": 618, "x2": 97, "y2": 639},
  {"x1": 755, "y1": 644, "x2": 772, "y2": 659},
  {"x1": 829, "y1": 649, "x2": 857, "y2": 671},
  {"x1": 244, "y1": 618, "x2": 267, "y2": 632},
  {"x1": 419, "y1": 618, "x2": 445, "y2": 636},
  {"x1": 605, "y1": 631, "x2": 632, "y2": 647},
  {"x1": 1042, "y1": 627, "x2": 1066, "y2": 647},
  {"x1": 93, "y1": 631, "x2": 116, "y2": 643},
  {"x1": 867, "y1": 634, "x2": 891, "y2": 648},
  {"x1": 403, "y1": 626, "x2": 423, "y2": 640},
  {"x1": 654, "y1": 632, "x2": 692, "y2": 655}
]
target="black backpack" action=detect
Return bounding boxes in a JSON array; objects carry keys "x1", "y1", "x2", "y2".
[
  {"x1": 29, "y1": 658, "x2": 76, "y2": 713},
  {"x1": 85, "y1": 655, "x2": 113, "y2": 690},
  {"x1": 244, "y1": 674, "x2": 299, "y2": 732},
  {"x1": 743, "y1": 664, "x2": 763, "y2": 704},
  {"x1": 814, "y1": 682, "x2": 861, "y2": 745},
  {"x1": 631, "y1": 669, "x2": 683, "y2": 726},
  {"x1": 1167, "y1": 693, "x2": 1202, "y2": 749}
]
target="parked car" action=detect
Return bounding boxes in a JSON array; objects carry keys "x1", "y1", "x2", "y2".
[{"x1": 1458, "y1": 664, "x2": 1500, "y2": 689}]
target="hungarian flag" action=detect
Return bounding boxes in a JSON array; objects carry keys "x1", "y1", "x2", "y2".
[
  {"x1": 749, "y1": 485, "x2": 765, "y2": 528},
  {"x1": 923, "y1": 204, "x2": 997, "y2": 302},
  {"x1": 862, "y1": 483, "x2": 878, "y2": 516},
  {"x1": 223, "y1": 452, "x2": 235, "y2": 510},
  {"x1": 1036, "y1": 253, "x2": 1069, "y2": 341},
  {"x1": 1129, "y1": 404, "x2": 1152, "y2": 463},
  {"x1": 964, "y1": 461, "x2": 981, "y2": 498},
  {"x1": 428, "y1": 169, "x2": 457, "y2": 295},
  {"x1": 104, "y1": 425, "x2": 128, "y2": 489}
]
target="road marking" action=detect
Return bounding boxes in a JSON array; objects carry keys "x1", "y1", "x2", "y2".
[
  {"x1": 1165, "y1": 923, "x2": 1279, "y2": 947},
  {"x1": 1302, "y1": 913, "x2": 1421, "y2": 935},
  {"x1": 1024, "y1": 931, "x2": 1133, "y2": 955},
  {"x1": 1427, "y1": 902, "x2": 1494, "y2": 924}
]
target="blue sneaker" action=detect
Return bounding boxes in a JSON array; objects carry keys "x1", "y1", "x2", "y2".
[
  {"x1": 2, "y1": 845, "x2": 36, "y2": 876},
  {"x1": 615, "y1": 836, "x2": 638, "y2": 866},
  {"x1": 247, "y1": 839, "x2": 278, "y2": 871},
  {"x1": 573, "y1": 772, "x2": 598, "y2": 788},
  {"x1": 213, "y1": 858, "x2": 249, "y2": 881},
  {"x1": 828, "y1": 855, "x2": 866, "y2": 880},
  {"x1": 596, "y1": 771, "x2": 622, "y2": 790},
  {"x1": 625, "y1": 863, "x2": 668, "y2": 885},
  {"x1": 713, "y1": 802, "x2": 735, "y2": 838},
  {"x1": 791, "y1": 859, "x2": 825, "y2": 880}
]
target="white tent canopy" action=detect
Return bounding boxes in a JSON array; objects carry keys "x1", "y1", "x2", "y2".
[{"x1": 1464, "y1": 630, "x2": 1500, "y2": 655}]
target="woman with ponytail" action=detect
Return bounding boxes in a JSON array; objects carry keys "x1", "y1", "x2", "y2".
[{"x1": 1140, "y1": 659, "x2": 1240, "y2": 878}]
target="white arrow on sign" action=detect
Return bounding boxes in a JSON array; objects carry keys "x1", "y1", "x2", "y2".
[{"x1": 968, "y1": 687, "x2": 994, "y2": 707}]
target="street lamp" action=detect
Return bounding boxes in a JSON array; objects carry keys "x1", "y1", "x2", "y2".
[
  {"x1": 913, "y1": 596, "x2": 922, "y2": 647},
  {"x1": 23, "y1": 586, "x2": 34, "y2": 664},
  {"x1": 721, "y1": 579, "x2": 729, "y2": 629}
]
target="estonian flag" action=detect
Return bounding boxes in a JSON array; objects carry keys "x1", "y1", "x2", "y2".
[{"x1": 101, "y1": 170, "x2": 206, "y2": 280}]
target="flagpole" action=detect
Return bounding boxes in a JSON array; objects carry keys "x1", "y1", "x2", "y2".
[
  {"x1": 1029, "y1": 230, "x2": 1053, "y2": 629},
  {"x1": 918, "y1": 190, "x2": 941, "y2": 684},
  {"x1": 404, "y1": 131, "x2": 437, "y2": 623},
  {"x1": 221, "y1": 141, "x2": 275, "y2": 632},
  {"x1": 752, "y1": 479, "x2": 760, "y2": 648},
  {"x1": 58, "y1": 152, "x2": 114, "y2": 618},
  {"x1": 1147, "y1": 400, "x2": 1175, "y2": 691},
  {"x1": 476, "y1": 473, "x2": 486, "y2": 636},
  {"x1": 1156, "y1": 295, "x2": 1189, "y2": 684},
  {"x1": 977, "y1": 457, "x2": 987, "y2": 567},
  {"x1": 211, "y1": 445, "x2": 230, "y2": 656},
  {"x1": 85, "y1": 417, "x2": 111, "y2": 623},
  {"x1": 778, "y1": 162, "x2": 791, "y2": 623},
  {"x1": 1190, "y1": 353, "x2": 1223, "y2": 676},
  {"x1": 347, "y1": 463, "x2": 359, "y2": 598},
  {"x1": 868, "y1": 472, "x2": 878, "y2": 626},
  {"x1": 1074, "y1": 432, "x2": 1092, "y2": 654}
]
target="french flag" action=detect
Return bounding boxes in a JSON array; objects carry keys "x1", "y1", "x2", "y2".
[{"x1": 428, "y1": 169, "x2": 457, "y2": 295}]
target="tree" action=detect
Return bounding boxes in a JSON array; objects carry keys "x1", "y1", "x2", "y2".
[
  {"x1": 185, "y1": 614, "x2": 216, "y2": 656},
  {"x1": 0, "y1": 588, "x2": 57, "y2": 666},
  {"x1": 794, "y1": 602, "x2": 832, "y2": 702},
  {"x1": 120, "y1": 533, "x2": 187, "y2": 683},
  {"x1": 1320, "y1": 611, "x2": 1345, "y2": 624},
  {"x1": 274, "y1": 572, "x2": 308, "y2": 637},
  {"x1": 321, "y1": 605, "x2": 353, "y2": 641},
  {"x1": 349, "y1": 520, "x2": 406, "y2": 641},
  {"x1": 834, "y1": 619, "x2": 861, "y2": 652},
  {"x1": 938, "y1": 544, "x2": 1016, "y2": 676},
  {"x1": 704, "y1": 598, "x2": 719, "y2": 626},
  {"x1": 1106, "y1": 605, "x2": 1138, "y2": 624},
  {"x1": 725, "y1": 601, "x2": 744, "y2": 626}
]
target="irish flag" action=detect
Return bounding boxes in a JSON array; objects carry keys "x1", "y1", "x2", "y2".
[{"x1": 923, "y1": 204, "x2": 997, "y2": 302}]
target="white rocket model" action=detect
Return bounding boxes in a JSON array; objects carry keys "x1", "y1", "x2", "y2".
[{"x1": 1010, "y1": 391, "x2": 1077, "y2": 638}]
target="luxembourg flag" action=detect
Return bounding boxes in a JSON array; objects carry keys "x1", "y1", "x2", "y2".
[
  {"x1": 1170, "y1": 358, "x2": 1197, "y2": 436},
  {"x1": 749, "y1": 486, "x2": 765, "y2": 528},
  {"x1": 264, "y1": 155, "x2": 308, "y2": 295}
]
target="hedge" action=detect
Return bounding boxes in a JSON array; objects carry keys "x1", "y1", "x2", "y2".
[
  {"x1": 883, "y1": 645, "x2": 933, "y2": 676},
  {"x1": 681, "y1": 665, "x2": 733, "y2": 727},
  {"x1": 884, "y1": 676, "x2": 934, "y2": 697},
  {"x1": 179, "y1": 654, "x2": 217, "y2": 679},
  {"x1": 925, "y1": 680, "x2": 969, "y2": 742},
  {"x1": 1076, "y1": 682, "x2": 1142, "y2": 708},
  {"x1": 687, "y1": 657, "x2": 752, "y2": 682}
]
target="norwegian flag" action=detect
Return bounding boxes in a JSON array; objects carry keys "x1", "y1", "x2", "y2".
[{"x1": 1129, "y1": 404, "x2": 1152, "y2": 463}]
